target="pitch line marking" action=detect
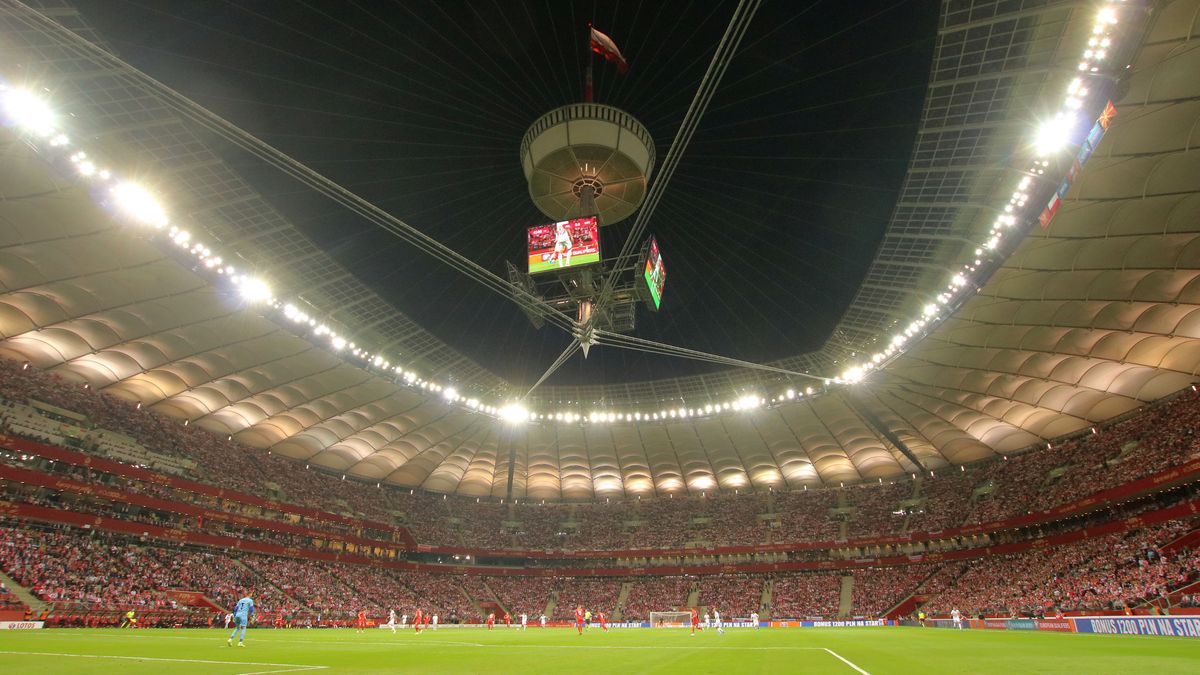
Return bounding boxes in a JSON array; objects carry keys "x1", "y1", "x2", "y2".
[
  {"x1": 0, "y1": 649, "x2": 328, "y2": 675},
  {"x1": 824, "y1": 647, "x2": 871, "y2": 675}
]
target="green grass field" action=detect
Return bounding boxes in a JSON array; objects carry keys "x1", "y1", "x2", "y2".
[{"x1": 0, "y1": 626, "x2": 1196, "y2": 674}]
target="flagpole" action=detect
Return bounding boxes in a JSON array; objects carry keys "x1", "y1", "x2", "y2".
[{"x1": 584, "y1": 23, "x2": 594, "y2": 102}]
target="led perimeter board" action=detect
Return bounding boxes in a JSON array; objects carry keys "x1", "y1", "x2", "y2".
[
  {"x1": 642, "y1": 236, "x2": 666, "y2": 310},
  {"x1": 527, "y1": 216, "x2": 601, "y2": 274}
]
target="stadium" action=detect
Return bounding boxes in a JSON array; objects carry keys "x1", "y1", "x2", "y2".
[{"x1": 0, "y1": 0, "x2": 1198, "y2": 672}]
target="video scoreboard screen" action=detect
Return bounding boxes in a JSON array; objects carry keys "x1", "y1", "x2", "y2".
[
  {"x1": 527, "y1": 216, "x2": 601, "y2": 274},
  {"x1": 642, "y1": 235, "x2": 666, "y2": 310}
]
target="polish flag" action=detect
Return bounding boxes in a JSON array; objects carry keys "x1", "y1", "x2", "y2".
[{"x1": 590, "y1": 27, "x2": 629, "y2": 74}]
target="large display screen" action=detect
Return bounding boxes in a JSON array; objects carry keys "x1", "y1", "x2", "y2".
[
  {"x1": 527, "y1": 216, "x2": 601, "y2": 274},
  {"x1": 643, "y1": 236, "x2": 666, "y2": 310}
]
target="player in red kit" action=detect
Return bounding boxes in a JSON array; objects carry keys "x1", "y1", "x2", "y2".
[
  {"x1": 356, "y1": 610, "x2": 367, "y2": 633},
  {"x1": 690, "y1": 607, "x2": 699, "y2": 636},
  {"x1": 413, "y1": 608, "x2": 423, "y2": 634},
  {"x1": 575, "y1": 606, "x2": 585, "y2": 635},
  {"x1": 504, "y1": 611, "x2": 511, "y2": 628},
  {"x1": 486, "y1": 612, "x2": 496, "y2": 630},
  {"x1": 424, "y1": 613, "x2": 431, "y2": 630},
  {"x1": 597, "y1": 611, "x2": 608, "y2": 632}
]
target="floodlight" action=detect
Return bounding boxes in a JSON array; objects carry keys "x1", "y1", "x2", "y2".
[
  {"x1": 499, "y1": 403, "x2": 529, "y2": 423},
  {"x1": 736, "y1": 394, "x2": 760, "y2": 410},
  {"x1": 1033, "y1": 113, "x2": 1076, "y2": 156},
  {"x1": 111, "y1": 182, "x2": 168, "y2": 228},
  {"x1": 238, "y1": 277, "x2": 272, "y2": 303},
  {"x1": 3, "y1": 88, "x2": 56, "y2": 137}
]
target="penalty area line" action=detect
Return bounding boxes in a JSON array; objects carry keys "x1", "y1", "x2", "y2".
[
  {"x1": 824, "y1": 647, "x2": 871, "y2": 675},
  {"x1": 0, "y1": 649, "x2": 328, "y2": 675}
]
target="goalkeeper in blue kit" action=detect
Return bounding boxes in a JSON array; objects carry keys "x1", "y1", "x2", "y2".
[{"x1": 227, "y1": 594, "x2": 254, "y2": 647}]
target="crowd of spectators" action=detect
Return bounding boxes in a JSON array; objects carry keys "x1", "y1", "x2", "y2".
[
  {"x1": 696, "y1": 574, "x2": 764, "y2": 617},
  {"x1": 484, "y1": 575, "x2": 556, "y2": 617},
  {"x1": 620, "y1": 576, "x2": 692, "y2": 619},
  {"x1": 1, "y1": 511, "x2": 1196, "y2": 627},
  {"x1": 924, "y1": 519, "x2": 1200, "y2": 617},
  {"x1": 850, "y1": 565, "x2": 934, "y2": 617},
  {"x1": 0, "y1": 523, "x2": 170, "y2": 613},
  {"x1": 2, "y1": 358, "x2": 1199, "y2": 560},
  {"x1": 770, "y1": 573, "x2": 842, "y2": 618},
  {"x1": 0, "y1": 579, "x2": 24, "y2": 611},
  {"x1": 553, "y1": 578, "x2": 622, "y2": 619},
  {"x1": 396, "y1": 572, "x2": 478, "y2": 620}
]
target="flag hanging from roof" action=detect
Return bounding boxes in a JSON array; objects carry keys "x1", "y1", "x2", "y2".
[
  {"x1": 1098, "y1": 100, "x2": 1117, "y2": 130},
  {"x1": 590, "y1": 26, "x2": 629, "y2": 74}
]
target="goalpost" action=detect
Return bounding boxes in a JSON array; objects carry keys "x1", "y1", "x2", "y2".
[{"x1": 648, "y1": 611, "x2": 692, "y2": 627}]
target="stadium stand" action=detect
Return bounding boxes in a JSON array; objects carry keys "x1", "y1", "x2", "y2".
[
  {"x1": 3, "y1": 358, "x2": 1200, "y2": 559},
  {"x1": 1, "y1": 358, "x2": 1199, "y2": 627},
  {"x1": 621, "y1": 576, "x2": 693, "y2": 620},
  {"x1": 769, "y1": 574, "x2": 842, "y2": 619}
]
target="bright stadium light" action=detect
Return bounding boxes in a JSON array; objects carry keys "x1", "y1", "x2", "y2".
[
  {"x1": 111, "y1": 182, "x2": 168, "y2": 228},
  {"x1": 238, "y1": 277, "x2": 272, "y2": 303},
  {"x1": 1033, "y1": 112, "x2": 1076, "y2": 156},
  {"x1": 3, "y1": 88, "x2": 56, "y2": 137},
  {"x1": 443, "y1": 387, "x2": 458, "y2": 401},
  {"x1": 499, "y1": 403, "x2": 529, "y2": 424}
]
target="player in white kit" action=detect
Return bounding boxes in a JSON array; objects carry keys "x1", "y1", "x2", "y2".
[
  {"x1": 750, "y1": 611, "x2": 759, "y2": 628},
  {"x1": 951, "y1": 608, "x2": 963, "y2": 629},
  {"x1": 539, "y1": 614, "x2": 547, "y2": 628},
  {"x1": 712, "y1": 608, "x2": 724, "y2": 635},
  {"x1": 387, "y1": 609, "x2": 396, "y2": 633},
  {"x1": 553, "y1": 222, "x2": 573, "y2": 268},
  {"x1": 520, "y1": 613, "x2": 528, "y2": 630},
  {"x1": 224, "y1": 612, "x2": 233, "y2": 629},
  {"x1": 401, "y1": 614, "x2": 407, "y2": 627}
]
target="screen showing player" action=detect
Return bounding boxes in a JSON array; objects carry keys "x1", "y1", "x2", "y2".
[
  {"x1": 643, "y1": 236, "x2": 666, "y2": 309},
  {"x1": 527, "y1": 216, "x2": 601, "y2": 274}
]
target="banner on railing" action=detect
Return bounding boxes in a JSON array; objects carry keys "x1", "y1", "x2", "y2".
[
  {"x1": 0, "y1": 621, "x2": 44, "y2": 629},
  {"x1": 803, "y1": 620, "x2": 887, "y2": 628},
  {"x1": 1072, "y1": 616, "x2": 1200, "y2": 638}
]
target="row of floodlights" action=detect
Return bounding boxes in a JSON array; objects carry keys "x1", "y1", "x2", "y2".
[
  {"x1": 824, "y1": 2, "x2": 1126, "y2": 387},
  {"x1": 0, "y1": 81, "x2": 516, "y2": 417},
  {"x1": 0, "y1": 2, "x2": 1128, "y2": 425}
]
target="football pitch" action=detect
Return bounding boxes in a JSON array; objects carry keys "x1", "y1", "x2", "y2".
[{"x1": 0, "y1": 626, "x2": 1196, "y2": 674}]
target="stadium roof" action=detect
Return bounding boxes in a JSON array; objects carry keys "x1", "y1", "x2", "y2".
[{"x1": 2, "y1": 0, "x2": 1197, "y2": 499}]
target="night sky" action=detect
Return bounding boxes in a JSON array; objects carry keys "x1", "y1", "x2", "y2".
[{"x1": 72, "y1": 0, "x2": 938, "y2": 389}]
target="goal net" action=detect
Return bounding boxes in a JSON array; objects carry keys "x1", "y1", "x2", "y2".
[{"x1": 649, "y1": 611, "x2": 692, "y2": 627}]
